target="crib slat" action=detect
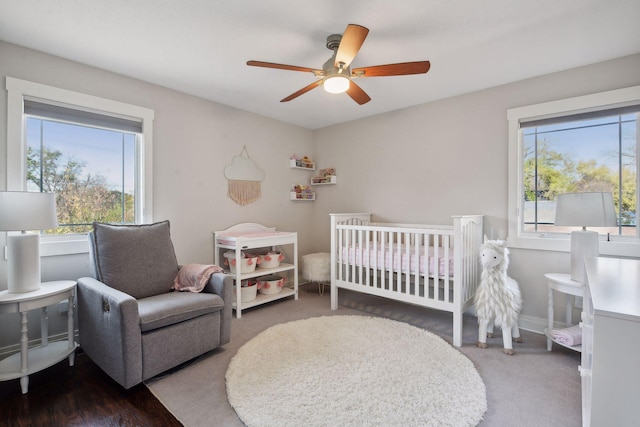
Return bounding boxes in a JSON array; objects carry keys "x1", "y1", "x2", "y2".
[
  {"x1": 352, "y1": 228, "x2": 357, "y2": 284},
  {"x1": 413, "y1": 232, "x2": 420, "y2": 296},
  {"x1": 433, "y1": 234, "x2": 440, "y2": 301},
  {"x1": 357, "y1": 228, "x2": 364, "y2": 286},
  {"x1": 443, "y1": 234, "x2": 450, "y2": 302}
]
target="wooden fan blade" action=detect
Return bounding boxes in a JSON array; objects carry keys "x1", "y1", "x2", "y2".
[
  {"x1": 346, "y1": 80, "x2": 371, "y2": 105},
  {"x1": 281, "y1": 80, "x2": 324, "y2": 102},
  {"x1": 352, "y1": 61, "x2": 431, "y2": 77},
  {"x1": 334, "y1": 24, "x2": 369, "y2": 68},
  {"x1": 247, "y1": 60, "x2": 321, "y2": 74}
]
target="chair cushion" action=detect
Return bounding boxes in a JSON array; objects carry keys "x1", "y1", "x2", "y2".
[
  {"x1": 137, "y1": 292, "x2": 225, "y2": 332},
  {"x1": 92, "y1": 221, "x2": 179, "y2": 299}
]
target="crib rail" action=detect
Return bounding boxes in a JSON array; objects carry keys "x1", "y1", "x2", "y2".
[{"x1": 335, "y1": 222, "x2": 455, "y2": 309}]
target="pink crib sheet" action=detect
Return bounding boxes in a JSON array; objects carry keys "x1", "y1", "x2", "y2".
[{"x1": 340, "y1": 243, "x2": 454, "y2": 277}]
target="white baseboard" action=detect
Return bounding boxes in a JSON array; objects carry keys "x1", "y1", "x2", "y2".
[
  {"x1": 466, "y1": 306, "x2": 563, "y2": 336},
  {"x1": 518, "y1": 314, "x2": 548, "y2": 334}
]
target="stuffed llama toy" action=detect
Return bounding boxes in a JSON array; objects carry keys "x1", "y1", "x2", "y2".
[{"x1": 474, "y1": 237, "x2": 523, "y2": 355}]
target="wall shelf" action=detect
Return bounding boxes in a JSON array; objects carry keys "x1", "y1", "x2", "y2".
[
  {"x1": 289, "y1": 158, "x2": 315, "y2": 170},
  {"x1": 290, "y1": 192, "x2": 315, "y2": 201},
  {"x1": 311, "y1": 176, "x2": 337, "y2": 185}
]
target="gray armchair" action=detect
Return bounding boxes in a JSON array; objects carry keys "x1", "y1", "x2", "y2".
[{"x1": 77, "y1": 221, "x2": 232, "y2": 389}]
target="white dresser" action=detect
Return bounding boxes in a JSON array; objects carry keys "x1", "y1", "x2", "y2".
[{"x1": 582, "y1": 257, "x2": 640, "y2": 427}]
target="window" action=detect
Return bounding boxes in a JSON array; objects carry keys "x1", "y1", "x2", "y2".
[
  {"x1": 508, "y1": 85, "x2": 640, "y2": 258},
  {"x1": 6, "y1": 77, "x2": 154, "y2": 255},
  {"x1": 25, "y1": 101, "x2": 139, "y2": 234}
]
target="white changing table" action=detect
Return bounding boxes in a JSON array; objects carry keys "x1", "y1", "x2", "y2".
[{"x1": 213, "y1": 223, "x2": 298, "y2": 318}]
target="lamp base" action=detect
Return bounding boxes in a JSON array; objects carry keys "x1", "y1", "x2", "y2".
[
  {"x1": 570, "y1": 230, "x2": 599, "y2": 284},
  {"x1": 7, "y1": 233, "x2": 42, "y2": 293}
]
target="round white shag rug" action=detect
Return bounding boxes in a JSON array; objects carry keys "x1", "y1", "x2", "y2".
[{"x1": 226, "y1": 315, "x2": 486, "y2": 427}]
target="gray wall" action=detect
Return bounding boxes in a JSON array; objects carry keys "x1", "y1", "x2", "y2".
[
  {"x1": 311, "y1": 54, "x2": 640, "y2": 330},
  {"x1": 0, "y1": 41, "x2": 314, "y2": 350},
  {"x1": 1, "y1": 39, "x2": 639, "y2": 350}
]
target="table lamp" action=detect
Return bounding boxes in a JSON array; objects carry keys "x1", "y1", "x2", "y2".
[
  {"x1": 0, "y1": 191, "x2": 58, "y2": 293},
  {"x1": 554, "y1": 192, "x2": 617, "y2": 283}
]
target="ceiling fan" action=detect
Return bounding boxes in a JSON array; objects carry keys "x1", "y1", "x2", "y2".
[{"x1": 247, "y1": 24, "x2": 431, "y2": 105}]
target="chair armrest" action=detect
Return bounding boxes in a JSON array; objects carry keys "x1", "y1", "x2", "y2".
[
  {"x1": 202, "y1": 272, "x2": 233, "y2": 345},
  {"x1": 76, "y1": 276, "x2": 143, "y2": 389}
]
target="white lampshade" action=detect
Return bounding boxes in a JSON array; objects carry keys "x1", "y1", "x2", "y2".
[
  {"x1": 324, "y1": 75, "x2": 350, "y2": 94},
  {"x1": 554, "y1": 192, "x2": 617, "y2": 228},
  {"x1": 0, "y1": 191, "x2": 58, "y2": 293},
  {"x1": 0, "y1": 191, "x2": 58, "y2": 231},
  {"x1": 554, "y1": 192, "x2": 617, "y2": 283}
]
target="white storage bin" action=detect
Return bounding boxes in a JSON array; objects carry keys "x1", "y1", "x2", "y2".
[
  {"x1": 234, "y1": 281, "x2": 258, "y2": 302},
  {"x1": 257, "y1": 251, "x2": 284, "y2": 269},
  {"x1": 257, "y1": 275, "x2": 285, "y2": 295},
  {"x1": 224, "y1": 251, "x2": 258, "y2": 274}
]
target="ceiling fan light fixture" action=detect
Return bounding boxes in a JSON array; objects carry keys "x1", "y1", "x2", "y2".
[{"x1": 323, "y1": 75, "x2": 350, "y2": 94}]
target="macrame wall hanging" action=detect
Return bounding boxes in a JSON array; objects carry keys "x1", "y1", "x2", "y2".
[{"x1": 224, "y1": 146, "x2": 265, "y2": 206}]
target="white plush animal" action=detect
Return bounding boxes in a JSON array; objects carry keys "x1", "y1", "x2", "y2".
[{"x1": 474, "y1": 237, "x2": 523, "y2": 355}]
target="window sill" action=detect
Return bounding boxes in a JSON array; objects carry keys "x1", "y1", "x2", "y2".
[
  {"x1": 507, "y1": 235, "x2": 640, "y2": 258},
  {"x1": 40, "y1": 236, "x2": 89, "y2": 257}
]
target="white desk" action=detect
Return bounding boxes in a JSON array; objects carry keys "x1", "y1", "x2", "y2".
[
  {"x1": 545, "y1": 273, "x2": 584, "y2": 352},
  {"x1": 0, "y1": 281, "x2": 78, "y2": 394},
  {"x1": 582, "y1": 257, "x2": 640, "y2": 427}
]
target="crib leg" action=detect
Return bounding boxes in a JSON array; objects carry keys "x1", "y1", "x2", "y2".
[
  {"x1": 453, "y1": 311, "x2": 462, "y2": 347},
  {"x1": 330, "y1": 282, "x2": 338, "y2": 310},
  {"x1": 477, "y1": 318, "x2": 490, "y2": 349},
  {"x1": 502, "y1": 325, "x2": 515, "y2": 355}
]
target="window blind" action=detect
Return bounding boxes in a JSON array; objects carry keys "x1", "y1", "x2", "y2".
[
  {"x1": 24, "y1": 99, "x2": 143, "y2": 133},
  {"x1": 521, "y1": 104, "x2": 640, "y2": 129}
]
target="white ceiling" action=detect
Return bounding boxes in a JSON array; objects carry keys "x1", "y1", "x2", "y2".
[{"x1": 1, "y1": 0, "x2": 639, "y2": 130}]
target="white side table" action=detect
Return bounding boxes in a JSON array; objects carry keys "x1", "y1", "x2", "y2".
[
  {"x1": 544, "y1": 273, "x2": 584, "y2": 352},
  {"x1": 0, "y1": 280, "x2": 78, "y2": 394}
]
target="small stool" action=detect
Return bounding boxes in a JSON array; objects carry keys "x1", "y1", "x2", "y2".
[{"x1": 302, "y1": 252, "x2": 331, "y2": 295}]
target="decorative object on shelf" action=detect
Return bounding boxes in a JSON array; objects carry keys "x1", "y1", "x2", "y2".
[
  {"x1": 0, "y1": 191, "x2": 58, "y2": 293},
  {"x1": 290, "y1": 154, "x2": 315, "y2": 169},
  {"x1": 224, "y1": 146, "x2": 265, "y2": 206},
  {"x1": 311, "y1": 167, "x2": 337, "y2": 184},
  {"x1": 474, "y1": 237, "x2": 523, "y2": 355},
  {"x1": 291, "y1": 184, "x2": 315, "y2": 200},
  {"x1": 553, "y1": 192, "x2": 617, "y2": 283}
]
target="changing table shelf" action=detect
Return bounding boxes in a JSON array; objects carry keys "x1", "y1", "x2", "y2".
[{"x1": 213, "y1": 224, "x2": 298, "y2": 318}]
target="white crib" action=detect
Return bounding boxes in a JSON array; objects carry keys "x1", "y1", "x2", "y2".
[{"x1": 330, "y1": 213, "x2": 483, "y2": 347}]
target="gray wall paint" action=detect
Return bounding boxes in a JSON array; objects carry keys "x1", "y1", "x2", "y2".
[
  {"x1": 0, "y1": 39, "x2": 639, "y2": 350},
  {"x1": 311, "y1": 54, "x2": 640, "y2": 328},
  {"x1": 0, "y1": 41, "x2": 314, "y2": 349}
]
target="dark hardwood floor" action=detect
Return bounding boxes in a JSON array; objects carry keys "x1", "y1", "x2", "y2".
[{"x1": 0, "y1": 350, "x2": 182, "y2": 427}]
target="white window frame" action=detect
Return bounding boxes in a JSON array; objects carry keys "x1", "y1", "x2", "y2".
[
  {"x1": 507, "y1": 85, "x2": 640, "y2": 258},
  {"x1": 6, "y1": 77, "x2": 154, "y2": 256}
]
